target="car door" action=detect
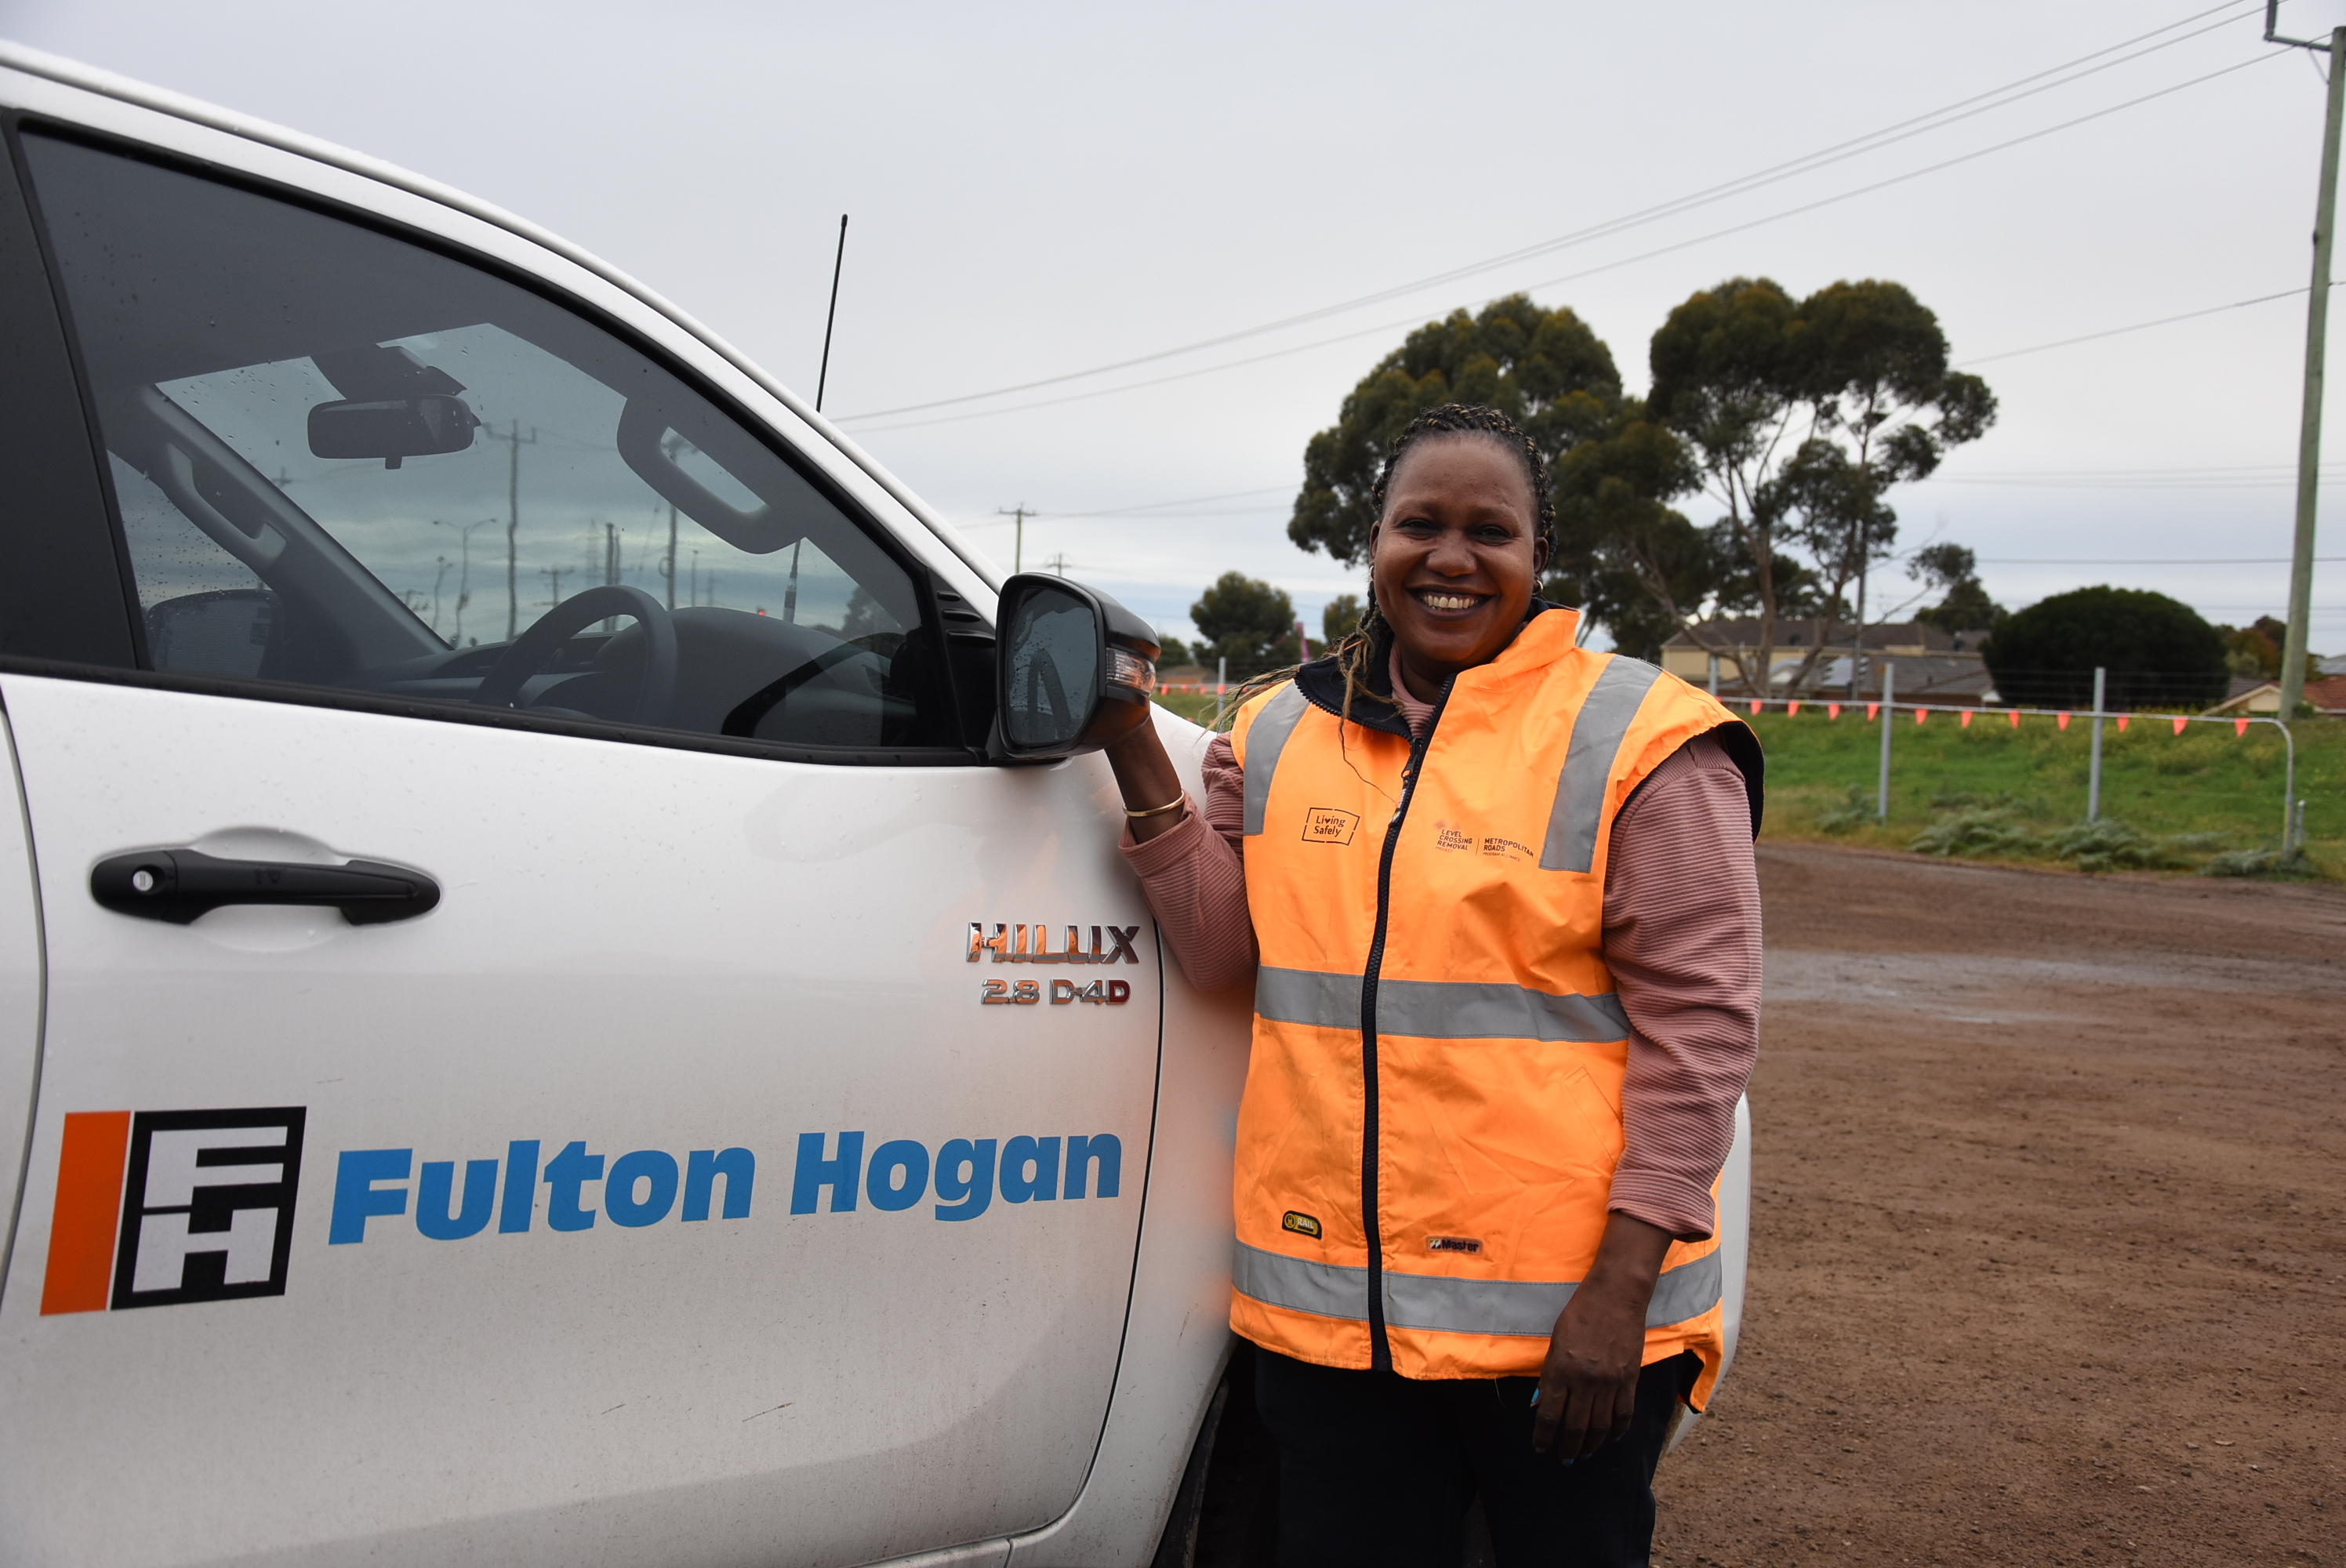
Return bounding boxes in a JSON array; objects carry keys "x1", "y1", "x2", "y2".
[
  {"x1": 0, "y1": 704, "x2": 38, "y2": 1271},
  {"x1": 0, "y1": 125, "x2": 1161, "y2": 1568}
]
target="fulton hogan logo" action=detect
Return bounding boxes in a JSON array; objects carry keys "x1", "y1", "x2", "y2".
[{"x1": 41, "y1": 1108, "x2": 306, "y2": 1314}]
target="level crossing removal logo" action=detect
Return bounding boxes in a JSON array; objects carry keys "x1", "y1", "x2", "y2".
[{"x1": 39, "y1": 1108, "x2": 306, "y2": 1314}]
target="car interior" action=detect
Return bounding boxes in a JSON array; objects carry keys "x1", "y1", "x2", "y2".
[{"x1": 23, "y1": 129, "x2": 956, "y2": 751}]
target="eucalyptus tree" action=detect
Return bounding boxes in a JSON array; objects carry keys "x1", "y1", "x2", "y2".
[
  {"x1": 1288, "y1": 295, "x2": 1622, "y2": 568},
  {"x1": 1647, "y1": 276, "x2": 1996, "y2": 694}
]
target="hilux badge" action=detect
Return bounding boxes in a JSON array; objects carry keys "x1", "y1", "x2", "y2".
[{"x1": 968, "y1": 923, "x2": 1139, "y2": 1006}]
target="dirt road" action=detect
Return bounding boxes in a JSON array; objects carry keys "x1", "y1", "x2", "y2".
[{"x1": 1654, "y1": 844, "x2": 2346, "y2": 1566}]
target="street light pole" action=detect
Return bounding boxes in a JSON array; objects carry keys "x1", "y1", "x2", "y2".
[{"x1": 2268, "y1": 7, "x2": 2346, "y2": 717}]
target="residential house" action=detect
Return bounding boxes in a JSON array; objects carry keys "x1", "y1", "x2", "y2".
[{"x1": 1658, "y1": 619, "x2": 1996, "y2": 701}]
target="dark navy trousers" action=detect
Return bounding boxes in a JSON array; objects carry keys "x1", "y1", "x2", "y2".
[{"x1": 1251, "y1": 1347, "x2": 1700, "y2": 1568}]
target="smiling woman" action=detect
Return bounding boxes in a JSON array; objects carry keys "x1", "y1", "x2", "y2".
[{"x1": 1095, "y1": 403, "x2": 1770, "y2": 1566}]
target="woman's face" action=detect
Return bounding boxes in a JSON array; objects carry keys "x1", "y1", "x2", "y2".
[{"x1": 1371, "y1": 434, "x2": 1549, "y2": 695}]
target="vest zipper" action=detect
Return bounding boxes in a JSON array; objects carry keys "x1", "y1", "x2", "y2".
[{"x1": 1357, "y1": 673, "x2": 1454, "y2": 1374}]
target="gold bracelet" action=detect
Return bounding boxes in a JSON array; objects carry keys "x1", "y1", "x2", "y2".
[{"x1": 1124, "y1": 793, "x2": 1187, "y2": 820}]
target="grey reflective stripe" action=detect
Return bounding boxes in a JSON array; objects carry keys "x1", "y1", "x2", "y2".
[
  {"x1": 1382, "y1": 1250, "x2": 1724, "y2": 1339},
  {"x1": 1377, "y1": 978, "x2": 1629, "y2": 1042},
  {"x1": 1642, "y1": 1247, "x2": 1725, "y2": 1328},
  {"x1": 1256, "y1": 967, "x2": 1629, "y2": 1043},
  {"x1": 1237, "y1": 1242, "x2": 1723, "y2": 1337},
  {"x1": 1255, "y1": 966, "x2": 1361, "y2": 1033},
  {"x1": 1540, "y1": 656, "x2": 1665, "y2": 873},
  {"x1": 1240, "y1": 684, "x2": 1312, "y2": 836},
  {"x1": 1233, "y1": 1241, "x2": 1370, "y2": 1322}
]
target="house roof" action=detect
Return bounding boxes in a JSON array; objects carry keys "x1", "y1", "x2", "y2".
[
  {"x1": 2310, "y1": 673, "x2": 2346, "y2": 712},
  {"x1": 1661, "y1": 619, "x2": 1972, "y2": 654}
]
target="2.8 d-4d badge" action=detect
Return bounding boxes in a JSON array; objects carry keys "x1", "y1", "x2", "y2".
[{"x1": 968, "y1": 922, "x2": 1139, "y2": 1006}]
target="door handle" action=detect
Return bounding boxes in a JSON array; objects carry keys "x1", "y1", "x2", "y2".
[{"x1": 90, "y1": 848, "x2": 441, "y2": 925}]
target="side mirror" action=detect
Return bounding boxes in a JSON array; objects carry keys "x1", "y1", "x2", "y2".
[
  {"x1": 993, "y1": 574, "x2": 1160, "y2": 761},
  {"x1": 307, "y1": 394, "x2": 480, "y2": 467}
]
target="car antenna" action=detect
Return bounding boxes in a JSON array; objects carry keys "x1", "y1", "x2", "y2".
[{"x1": 817, "y1": 213, "x2": 848, "y2": 413}]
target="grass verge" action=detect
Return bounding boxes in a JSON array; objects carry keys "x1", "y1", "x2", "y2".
[
  {"x1": 1153, "y1": 693, "x2": 2344, "y2": 879},
  {"x1": 1746, "y1": 707, "x2": 2342, "y2": 879}
]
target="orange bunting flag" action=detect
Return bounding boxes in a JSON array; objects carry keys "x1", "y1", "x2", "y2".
[
  {"x1": 1828, "y1": 702, "x2": 1842, "y2": 720},
  {"x1": 2057, "y1": 712, "x2": 2072, "y2": 730},
  {"x1": 2235, "y1": 717, "x2": 2250, "y2": 737},
  {"x1": 1914, "y1": 707, "x2": 1928, "y2": 724},
  {"x1": 1867, "y1": 703, "x2": 1879, "y2": 721},
  {"x1": 1960, "y1": 709, "x2": 1975, "y2": 728},
  {"x1": 2008, "y1": 709, "x2": 2021, "y2": 728},
  {"x1": 1749, "y1": 699, "x2": 1762, "y2": 716},
  {"x1": 1788, "y1": 701, "x2": 1801, "y2": 717},
  {"x1": 2172, "y1": 717, "x2": 2188, "y2": 735},
  {"x1": 2115, "y1": 715, "x2": 2130, "y2": 733}
]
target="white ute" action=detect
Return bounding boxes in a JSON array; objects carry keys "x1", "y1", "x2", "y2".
[{"x1": 0, "y1": 43, "x2": 1750, "y2": 1568}]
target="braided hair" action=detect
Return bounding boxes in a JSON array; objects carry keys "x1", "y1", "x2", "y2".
[
  {"x1": 1325, "y1": 402, "x2": 1552, "y2": 721},
  {"x1": 1219, "y1": 402, "x2": 1552, "y2": 729}
]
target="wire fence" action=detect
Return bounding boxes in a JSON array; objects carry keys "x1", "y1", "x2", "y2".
[
  {"x1": 1726, "y1": 691, "x2": 2301, "y2": 851},
  {"x1": 1979, "y1": 667, "x2": 2239, "y2": 710}
]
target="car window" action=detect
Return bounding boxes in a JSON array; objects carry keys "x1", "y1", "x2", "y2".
[{"x1": 22, "y1": 132, "x2": 957, "y2": 753}]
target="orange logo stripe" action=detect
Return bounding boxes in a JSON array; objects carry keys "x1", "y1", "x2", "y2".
[{"x1": 39, "y1": 1111, "x2": 130, "y2": 1315}]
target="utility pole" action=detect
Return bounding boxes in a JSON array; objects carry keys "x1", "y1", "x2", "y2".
[
  {"x1": 663, "y1": 504, "x2": 679, "y2": 611},
  {"x1": 1876, "y1": 661, "x2": 1896, "y2": 822},
  {"x1": 601, "y1": 521, "x2": 621, "y2": 631},
  {"x1": 435, "y1": 517, "x2": 496, "y2": 648},
  {"x1": 488, "y1": 422, "x2": 537, "y2": 640},
  {"x1": 2268, "y1": 6, "x2": 2346, "y2": 717},
  {"x1": 2086, "y1": 666, "x2": 2108, "y2": 823},
  {"x1": 1847, "y1": 570, "x2": 1868, "y2": 700},
  {"x1": 998, "y1": 504, "x2": 1032, "y2": 574},
  {"x1": 783, "y1": 539, "x2": 802, "y2": 623},
  {"x1": 817, "y1": 213, "x2": 848, "y2": 413},
  {"x1": 1041, "y1": 552, "x2": 1072, "y2": 578}
]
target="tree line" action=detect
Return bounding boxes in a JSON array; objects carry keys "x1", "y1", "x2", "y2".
[
  {"x1": 1167, "y1": 281, "x2": 2290, "y2": 707},
  {"x1": 1273, "y1": 279, "x2": 1999, "y2": 689}
]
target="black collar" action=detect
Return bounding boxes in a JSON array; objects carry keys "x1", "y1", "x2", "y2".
[{"x1": 1291, "y1": 600, "x2": 1563, "y2": 739}]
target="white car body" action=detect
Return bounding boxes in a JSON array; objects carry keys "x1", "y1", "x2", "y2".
[{"x1": 0, "y1": 42, "x2": 1745, "y2": 1568}]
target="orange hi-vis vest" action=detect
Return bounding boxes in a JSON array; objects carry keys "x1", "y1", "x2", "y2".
[{"x1": 1225, "y1": 604, "x2": 1760, "y2": 1406}]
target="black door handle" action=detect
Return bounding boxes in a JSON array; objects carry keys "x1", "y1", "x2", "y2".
[{"x1": 90, "y1": 848, "x2": 441, "y2": 925}]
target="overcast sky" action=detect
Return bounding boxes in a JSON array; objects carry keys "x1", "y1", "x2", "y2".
[{"x1": 9, "y1": 0, "x2": 2346, "y2": 655}]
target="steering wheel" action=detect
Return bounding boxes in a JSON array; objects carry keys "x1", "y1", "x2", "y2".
[{"x1": 473, "y1": 585, "x2": 678, "y2": 726}]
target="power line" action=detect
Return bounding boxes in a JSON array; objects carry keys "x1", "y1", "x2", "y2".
[
  {"x1": 836, "y1": 1, "x2": 2263, "y2": 424},
  {"x1": 1956, "y1": 285, "x2": 2317, "y2": 365},
  {"x1": 1506, "y1": 52, "x2": 2282, "y2": 299},
  {"x1": 1952, "y1": 460, "x2": 2341, "y2": 475},
  {"x1": 848, "y1": 51, "x2": 2286, "y2": 437},
  {"x1": 1974, "y1": 555, "x2": 2346, "y2": 564}
]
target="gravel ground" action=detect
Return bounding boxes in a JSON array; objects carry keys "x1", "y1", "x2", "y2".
[{"x1": 1652, "y1": 843, "x2": 2346, "y2": 1568}]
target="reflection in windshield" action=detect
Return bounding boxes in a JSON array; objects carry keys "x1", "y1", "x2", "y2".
[
  {"x1": 158, "y1": 327, "x2": 884, "y2": 650},
  {"x1": 24, "y1": 129, "x2": 953, "y2": 751}
]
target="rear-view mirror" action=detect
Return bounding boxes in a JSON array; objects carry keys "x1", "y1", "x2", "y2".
[
  {"x1": 307, "y1": 394, "x2": 480, "y2": 466},
  {"x1": 993, "y1": 575, "x2": 1160, "y2": 762}
]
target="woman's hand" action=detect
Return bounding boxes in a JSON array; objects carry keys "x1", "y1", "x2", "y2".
[
  {"x1": 1103, "y1": 720, "x2": 1187, "y2": 843},
  {"x1": 1531, "y1": 1213, "x2": 1674, "y2": 1461}
]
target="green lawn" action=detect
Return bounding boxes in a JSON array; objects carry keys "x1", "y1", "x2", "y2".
[
  {"x1": 1153, "y1": 689, "x2": 2345, "y2": 878},
  {"x1": 1741, "y1": 706, "x2": 2343, "y2": 878},
  {"x1": 1153, "y1": 690, "x2": 1233, "y2": 728}
]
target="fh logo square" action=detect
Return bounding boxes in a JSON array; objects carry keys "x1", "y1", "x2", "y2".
[{"x1": 40, "y1": 1108, "x2": 306, "y2": 1314}]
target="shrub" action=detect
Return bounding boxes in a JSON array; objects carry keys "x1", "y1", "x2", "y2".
[
  {"x1": 2202, "y1": 845, "x2": 2316, "y2": 880},
  {"x1": 1984, "y1": 586, "x2": 2228, "y2": 709},
  {"x1": 1908, "y1": 808, "x2": 2035, "y2": 858},
  {"x1": 1814, "y1": 785, "x2": 1875, "y2": 835},
  {"x1": 2044, "y1": 818, "x2": 2223, "y2": 873}
]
